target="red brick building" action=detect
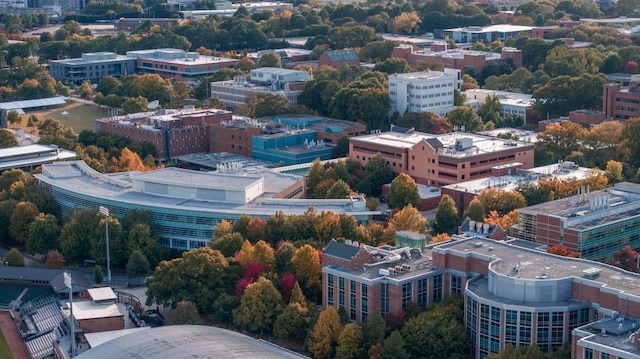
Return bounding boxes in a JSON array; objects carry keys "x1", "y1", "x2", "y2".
[
  {"x1": 95, "y1": 108, "x2": 232, "y2": 161},
  {"x1": 392, "y1": 44, "x2": 522, "y2": 74},
  {"x1": 318, "y1": 49, "x2": 360, "y2": 69},
  {"x1": 603, "y1": 82, "x2": 640, "y2": 120}
]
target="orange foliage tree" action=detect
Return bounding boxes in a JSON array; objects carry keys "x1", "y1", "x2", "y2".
[{"x1": 547, "y1": 244, "x2": 580, "y2": 258}]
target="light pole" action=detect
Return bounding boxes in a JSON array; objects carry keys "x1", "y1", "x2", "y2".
[
  {"x1": 99, "y1": 206, "x2": 111, "y2": 284},
  {"x1": 64, "y1": 272, "x2": 75, "y2": 357}
]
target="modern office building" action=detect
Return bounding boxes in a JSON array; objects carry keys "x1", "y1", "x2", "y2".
[
  {"x1": 441, "y1": 25, "x2": 533, "y2": 43},
  {"x1": 349, "y1": 128, "x2": 535, "y2": 186},
  {"x1": 211, "y1": 68, "x2": 310, "y2": 108},
  {"x1": 95, "y1": 107, "x2": 233, "y2": 161},
  {"x1": 49, "y1": 52, "x2": 135, "y2": 84},
  {"x1": 464, "y1": 89, "x2": 533, "y2": 125},
  {"x1": 247, "y1": 48, "x2": 312, "y2": 66},
  {"x1": 441, "y1": 161, "x2": 596, "y2": 213},
  {"x1": 388, "y1": 69, "x2": 461, "y2": 116},
  {"x1": 35, "y1": 160, "x2": 377, "y2": 250},
  {"x1": 0, "y1": 144, "x2": 77, "y2": 172},
  {"x1": 518, "y1": 182, "x2": 640, "y2": 262},
  {"x1": 126, "y1": 48, "x2": 239, "y2": 82},
  {"x1": 392, "y1": 44, "x2": 522, "y2": 74},
  {"x1": 322, "y1": 235, "x2": 640, "y2": 358}
]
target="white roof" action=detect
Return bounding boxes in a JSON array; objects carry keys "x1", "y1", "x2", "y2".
[
  {"x1": 133, "y1": 167, "x2": 262, "y2": 190},
  {"x1": 68, "y1": 301, "x2": 123, "y2": 320},
  {"x1": 85, "y1": 327, "x2": 150, "y2": 348},
  {"x1": 0, "y1": 144, "x2": 77, "y2": 171},
  {"x1": 445, "y1": 24, "x2": 533, "y2": 33},
  {"x1": 87, "y1": 287, "x2": 117, "y2": 302},
  {"x1": 0, "y1": 96, "x2": 66, "y2": 110}
]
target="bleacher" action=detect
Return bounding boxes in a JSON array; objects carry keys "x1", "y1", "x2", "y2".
[
  {"x1": 21, "y1": 286, "x2": 55, "y2": 303},
  {"x1": 0, "y1": 284, "x2": 28, "y2": 308},
  {"x1": 25, "y1": 330, "x2": 57, "y2": 359}
]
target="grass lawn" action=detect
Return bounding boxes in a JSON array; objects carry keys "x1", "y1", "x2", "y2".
[
  {"x1": 0, "y1": 330, "x2": 12, "y2": 359},
  {"x1": 23, "y1": 101, "x2": 108, "y2": 133}
]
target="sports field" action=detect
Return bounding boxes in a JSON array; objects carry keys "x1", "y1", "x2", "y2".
[
  {"x1": 0, "y1": 311, "x2": 29, "y2": 359},
  {"x1": 24, "y1": 101, "x2": 108, "y2": 133}
]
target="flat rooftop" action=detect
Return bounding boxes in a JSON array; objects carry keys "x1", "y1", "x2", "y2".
[
  {"x1": 0, "y1": 144, "x2": 77, "y2": 171},
  {"x1": 389, "y1": 71, "x2": 455, "y2": 81},
  {"x1": 576, "y1": 317, "x2": 640, "y2": 356},
  {"x1": 440, "y1": 237, "x2": 640, "y2": 298},
  {"x1": 52, "y1": 54, "x2": 132, "y2": 65},
  {"x1": 67, "y1": 301, "x2": 123, "y2": 320},
  {"x1": 133, "y1": 167, "x2": 263, "y2": 191},
  {"x1": 174, "y1": 152, "x2": 278, "y2": 170},
  {"x1": 36, "y1": 161, "x2": 378, "y2": 217},
  {"x1": 478, "y1": 127, "x2": 537, "y2": 143},
  {"x1": 350, "y1": 130, "x2": 533, "y2": 157},
  {"x1": 444, "y1": 24, "x2": 533, "y2": 33},
  {"x1": 442, "y1": 163, "x2": 594, "y2": 194}
]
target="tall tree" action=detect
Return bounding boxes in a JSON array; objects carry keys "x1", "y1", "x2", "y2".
[
  {"x1": 9, "y1": 201, "x2": 39, "y2": 244},
  {"x1": 536, "y1": 121, "x2": 587, "y2": 161},
  {"x1": 127, "y1": 250, "x2": 150, "y2": 284},
  {"x1": 252, "y1": 240, "x2": 275, "y2": 271},
  {"x1": 274, "y1": 302, "x2": 310, "y2": 341},
  {"x1": 357, "y1": 154, "x2": 395, "y2": 197},
  {"x1": 6, "y1": 110, "x2": 22, "y2": 129},
  {"x1": 476, "y1": 188, "x2": 526, "y2": 215},
  {"x1": 610, "y1": 246, "x2": 639, "y2": 272},
  {"x1": 447, "y1": 106, "x2": 483, "y2": 132},
  {"x1": 234, "y1": 277, "x2": 283, "y2": 334},
  {"x1": 26, "y1": 213, "x2": 60, "y2": 255},
  {"x1": 387, "y1": 173, "x2": 421, "y2": 210},
  {"x1": 336, "y1": 323, "x2": 363, "y2": 359},
  {"x1": 0, "y1": 129, "x2": 17, "y2": 148},
  {"x1": 257, "y1": 52, "x2": 282, "y2": 68},
  {"x1": 146, "y1": 247, "x2": 229, "y2": 313},
  {"x1": 361, "y1": 310, "x2": 386, "y2": 353},
  {"x1": 462, "y1": 198, "x2": 485, "y2": 221},
  {"x1": 432, "y1": 194, "x2": 459, "y2": 235},
  {"x1": 307, "y1": 306, "x2": 343, "y2": 359},
  {"x1": 326, "y1": 179, "x2": 352, "y2": 199},
  {"x1": 46, "y1": 249, "x2": 64, "y2": 269},
  {"x1": 209, "y1": 232, "x2": 245, "y2": 257},
  {"x1": 388, "y1": 205, "x2": 429, "y2": 233},
  {"x1": 291, "y1": 244, "x2": 322, "y2": 302},
  {"x1": 382, "y1": 330, "x2": 410, "y2": 359}
]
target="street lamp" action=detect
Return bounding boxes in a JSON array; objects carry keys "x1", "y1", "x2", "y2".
[
  {"x1": 64, "y1": 272, "x2": 75, "y2": 357},
  {"x1": 99, "y1": 206, "x2": 111, "y2": 284}
]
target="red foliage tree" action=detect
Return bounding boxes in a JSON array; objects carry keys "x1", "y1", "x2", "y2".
[
  {"x1": 246, "y1": 217, "x2": 270, "y2": 243},
  {"x1": 610, "y1": 246, "x2": 639, "y2": 272},
  {"x1": 235, "y1": 277, "x2": 254, "y2": 298},
  {"x1": 547, "y1": 244, "x2": 580, "y2": 258},
  {"x1": 625, "y1": 60, "x2": 640, "y2": 74},
  {"x1": 278, "y1": 272, "x2": 296, "y2": 302},
  {"x1": 245, "y1": 261, "x2": 266, "y2": 281}
]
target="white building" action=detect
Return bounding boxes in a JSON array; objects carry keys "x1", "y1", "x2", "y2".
[
  {"x1": 211, "y1": 67, "x2": 310, "y2": 108},
  {"x1": 388, "y1": 69, "x2": 461, "y2": 116},
  {"x1": 464, "y1": 89, "x2": 533, "y2": 125},
  {"x1": 442, "y1": 25, "x2": 533, "y2": 43}
]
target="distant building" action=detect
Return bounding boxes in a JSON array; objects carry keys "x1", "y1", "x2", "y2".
[
  {"x1": 441, "y1": 161, "x2": 596, "y2": 213},
  {"x1": 114, "y1": 18, "x2": 179, "y2": 31},
  {"x1": 318, "y1": 49, "x2": 360, "y2": 68},
  {"x1": 441, "y1": 25, "x2": 533, "y2": 43},
  {"x1": 349, "y1": 127, "x2": 535, "y2": 186},
  {"x1": 211, "y1": 67, "x2": 310, "y2": 108},
  {"x1": 392, "y1": 44, "x2": 522, "y2": 74},
  {"x1": 0, "y1": 144, "x2": 77, "y2": 172},
  {"x1": 209, "y1": 114, "x2": 366, "y2": 164},
  {"x1": 95, "y1": 107, "x2": 232, "y2": 161},
  {"x1": 518, "y1": 182, "x2": 640, "y2": 261},
  {"x1": 0, "y1": 96, "x2": 66, "y2": 128},
  {"x1": 388, "y1": 69, "x2": 461, "y2": 116},
  {"x1": 247, "y1": 48, "x2": 312, "y2": 66},
  {"x1": 126, "y1": 48, "x2": 239, "y2": 82},
  {"x1": 603, "y1": 81, "x2": 640, "y2": 120},
  {"x1": 464, "y1": 89, "x2": 532, "y2": 125},
  {"x1": 49, "y1": 52, "x2": 135, "y2": 84}
]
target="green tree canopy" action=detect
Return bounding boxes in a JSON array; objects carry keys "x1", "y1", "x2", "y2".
[
  {"x1": 5, "y1": 248, "x2": 25, "y2": 267},
  {"x1": 173, "y1": 300, "x2": 201, "y2": 325},
  {"x1": 387, "y1": 173, "x2": 421, "y2": 210},
  {"x1": 257, "y1": 52, "x2": 282, "y2": 68},
  {"x1": 0, "y1": 129, "x2": 17, "y2": 148},
  {"x1": 26, "y1": 213, "x2": 60, "y2": 255},
  {"x1": 447, "y1": 106, "x2": 484, "y2": 133},
  {"x1": 432, "y1": 194, "x2": 460, "y2": 235},
  {"x1": 336, "y1": 323, "x2": 363, "y2": 359},
  {"x1": 127, "y1": 250, "x2": 150, "y2": 284}
]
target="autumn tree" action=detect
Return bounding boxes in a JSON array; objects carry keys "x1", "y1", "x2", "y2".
[
  {"x1": 5, "y1": 248, "x2": 25, "y2": 267},
  {"x1": 291, "y1": 244, "x2": 322, "y2": 302},
  {"x1": 307, "y1": 306, "x2": 343, "y2": 359},
  {"x1": 46, "y1": 249, "x2": 64, "y2": 269},
  {"x1": 387, "y1": 173, "x2": 421, "y2": 210},
  {"x1": 257, "y1": 52, "x2": 282, "y2": 68},
  {"x1": 389, "y1": 205, "x2": 429, "y2": 233},
  {"x1": 605, "y1": 160, "x2": 625, "y2": 184},
  {"x1": 246, "y1": 217, "x2": 270, "y2": 244},
  {"x1": 236, "y1": 57, "x2": 255, "y2": 72},
  {"x1": 536, "y1": 121, "x2": 587, "y2": 162},
  {"x1": 336, "y1": 323, "x2": 363, "y2": 359},
  {"x1": 6, "y1": 110, "x2": 22, "y2": 129},
  {"x1": 547, "y1": 244, "x2": 580, "y2": 258},
  {"x1": 27, "y1": 213, "x2": 60, "y2": 255},
  {"x1": 252, "y1": 240, "x2": 275, "y2": 271},
  {"x1": 484, "y1": 209, "x2": 519, "y2": 231},
  {"x1": 173, "y1": 300, "x2": 201, "y2": 325},
  {"x1": 476, "y1": 188, "x2": 526, "y2": 215},
  {"x1": 274, "y1": 301, "x2": 310, "y2": 341},
  {"x1": 622, "y1": 118, "x2": 640, "y2": 167},
  {"x1": 241, "y1": 92, "x2": 290, "y2": 118},
  {"x1": 432, "y1": 195, "x2": 459, "y2": 235},
  {"x1": 431, "y1": 233, "x2": 451, "y2": 244},
  {"x1": 326, "y1": 179, "x2": 352, "y2": 199},
  {"x1": 235, "y1": 240, "x2": 254, "y2": 269},
  {"x1": 121, "y1": 96, "x2": 149, "y2": 115},
  {"x1": 209, "y1": 232, "x2": 245, "y2": 257},
  {"x1": 388, "y1": 12, "x2": 421, "y2": 35},
  {"x1": 234, "y1": 276, "x2": 283, "y2": 334},
  {"x1": 610, "y1": 246, "x2": 639, "y2": 272}
]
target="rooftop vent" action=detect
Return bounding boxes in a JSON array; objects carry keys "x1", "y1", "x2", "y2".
[{"x1": 583, "y1": 267, "x2": 601, "y2": 279}]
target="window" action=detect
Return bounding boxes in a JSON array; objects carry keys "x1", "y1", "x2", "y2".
[
  {"x1": 327, "y1": 274, "x2": 334, "y2": 306},
  {"x1": 451, "y1": 275, "x2": 462, "y2": 295},
  {"x1": 402, "y1": 283, "x2": 413, "y2": 310},
  {"x1": 520, "y1": 312, "x2": 532, "y2": 345},
  {"x1": 381, "y1": 283, "x2": 389, "y2": 317},
  {"x1": 600, "y1": 354, "x2": 610, "y2": 359},
  {"x1": 551, "y1": 312, "x2": 564, "y2": 351},
  {"x1": 584, "y1": 348, "x2": 593, "y2": 359},
  {"x1": 361, "y1": 284, "x2": 368, "y2": 322},
  {"x1": 537, "y1": 312, "x2": 550, "y2": 351},
  {"x1": 350, "y1": 281, "x2": 356, "y2": 321},
  {"x1": 339, "y1": 277, "x2": 345, "y2": 307},
  {"x1": 417, "y1": 278, "x2": 428, "y2": 307},
  {"x1": 433, "y1": 274, "x2": 443, "y2": 302},
  {"x1": 505, "y1": 310, "x2": 517, "y2": 345}
]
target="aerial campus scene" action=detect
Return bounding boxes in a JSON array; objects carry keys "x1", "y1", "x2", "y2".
[{"x1": 5, "y1": 0, "x2": 640, "y2": 358}]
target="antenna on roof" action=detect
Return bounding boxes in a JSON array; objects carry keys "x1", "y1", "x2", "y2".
[{"x1": 148, "y1": 100, "x2": 159, "y2": 110}]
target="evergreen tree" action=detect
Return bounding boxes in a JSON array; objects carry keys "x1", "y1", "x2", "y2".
[
  {"x1": 432, "y1": 195, "x2": 460, "y2": 235},
  {"x1": 382, "y1": 330, "x2": 409, "y2": 359}
]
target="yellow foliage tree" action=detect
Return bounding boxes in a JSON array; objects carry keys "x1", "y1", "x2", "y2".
[
  {"x1": 431, "y1": 233, "x2": 451, "y2": 244},
  {"x1": 388, "y1": 12, "x2": 421, "y2": 35}
]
